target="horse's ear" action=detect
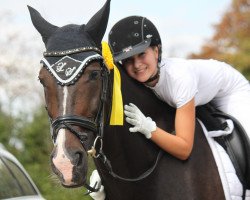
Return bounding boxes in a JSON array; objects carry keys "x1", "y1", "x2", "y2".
[
  {"x1": 84, "y1": 0, "x2": 111, "y2": 45},
  {"x1": 27, "y1": 5, "x2": 58, "y2": 44}
]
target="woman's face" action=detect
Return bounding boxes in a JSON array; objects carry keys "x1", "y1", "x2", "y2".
[{"x1": 122, "y1": 46, "x2": 159, "y2": 83}]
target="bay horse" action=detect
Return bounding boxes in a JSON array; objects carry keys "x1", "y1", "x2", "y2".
[{"x1": 28, "y1": 0, "x2": 226, "y2": 199}]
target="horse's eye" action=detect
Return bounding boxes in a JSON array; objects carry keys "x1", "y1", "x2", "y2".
[
  {"x1": 89, "y1": 70, "x2": 99, "y2": 80},
  {"x1": 38, "y1": 77, "x2": 44, "y2": 85}
]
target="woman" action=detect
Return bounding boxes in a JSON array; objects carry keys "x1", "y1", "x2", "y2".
[
  {"x1": 108, "y1": 15, "x2": 250, "y2": 160},
  {"x1": 89, "y1": 15, "x2": 250, "y2": 200}
]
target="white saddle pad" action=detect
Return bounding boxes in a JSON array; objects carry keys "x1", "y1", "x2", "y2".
[{"x1": 198, "y1": 119, "x2": 250, "y2": 200}]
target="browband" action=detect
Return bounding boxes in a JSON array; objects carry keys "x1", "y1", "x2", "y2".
[{"x1": 43, "y1": 46, "x2": 101, "y2": 57}]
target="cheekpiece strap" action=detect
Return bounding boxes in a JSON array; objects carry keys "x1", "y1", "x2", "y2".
[
  {"x1": 43, "y1": 46, "x2": 101, "y2": 57},
  {"x1": 41, "y1": 54, "x2": 102, "y2": 86}
]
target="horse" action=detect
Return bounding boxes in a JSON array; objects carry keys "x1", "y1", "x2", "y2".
[{"x1": 28, "y1": 0, "x2": 226, "y2": 199}]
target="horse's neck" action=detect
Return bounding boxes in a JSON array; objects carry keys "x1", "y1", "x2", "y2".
[
  {"x1": 100, "y1": 66, "x2": 174, "y2": 176},
  {"x1": 102, "y1": 125, "x2": 159, "y2": 177}
]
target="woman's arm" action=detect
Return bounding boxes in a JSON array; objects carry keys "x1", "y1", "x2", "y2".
[
  {"x1": 124, "y1": 98, "x2": 196, "y2": 160},
  {"x1": 150, "y1": 98, "x2": 195, "y2": 160}
]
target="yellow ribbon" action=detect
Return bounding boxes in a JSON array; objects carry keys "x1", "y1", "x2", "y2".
[{"x1": 102, "y1": 41, "x2": 123, "y2": 125}]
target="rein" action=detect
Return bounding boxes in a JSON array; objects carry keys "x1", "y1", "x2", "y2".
[
  {"x1": 44, "y1": 46, "x2": 162, "y2": 192},
  {"x1": 95, "y1": 148, "x2": 163, "y2": 182}
]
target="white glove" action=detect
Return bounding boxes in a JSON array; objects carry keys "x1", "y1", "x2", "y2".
[
  {"x1": 124, "y1": 103, "x2": 156, "y2": 139},
  {"x1": 89, "y1": 170, "x2": 106, "y2": 200}
]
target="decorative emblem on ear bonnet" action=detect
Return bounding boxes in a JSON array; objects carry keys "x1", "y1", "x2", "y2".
[{"x1": 41, "y1": 54, "x2": 102, "y2": 86}]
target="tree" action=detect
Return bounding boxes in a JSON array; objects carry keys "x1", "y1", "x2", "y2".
[
  {"x1": 0, "y1": 104, "x2": 15, "y2": 147},
  {"x1": 190, "y1": 0, "x2": 250, "y2": 79},
  {"x1": 0, "y1": 11, "x2": 44, "y2": 116}
]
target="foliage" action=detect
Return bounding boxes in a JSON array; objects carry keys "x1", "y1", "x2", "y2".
[
  {"x1": 0, "y1": 105, "x2": 15, "y2": 147},
  {"x1": 189, "y1": 0, "x2": 250, "y2": 79}
]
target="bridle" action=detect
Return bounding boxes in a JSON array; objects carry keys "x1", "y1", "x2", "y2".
[
  {"x1": 43, "y1": 46, "x2": 163, "y2": 193},
  {"x1": 42, "y1": 46, "x2": 109, "y2": 144}
]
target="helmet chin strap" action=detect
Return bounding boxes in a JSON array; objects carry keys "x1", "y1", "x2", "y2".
[{"x1": 143, "y1": 68, "x2": 159, "y2": 84}]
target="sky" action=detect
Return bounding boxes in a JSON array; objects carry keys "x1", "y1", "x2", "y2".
[{"x1": 1, "y1": 0, "x2": 231, "y2": 58}]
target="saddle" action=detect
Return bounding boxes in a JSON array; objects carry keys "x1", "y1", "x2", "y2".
[{"x1": 196, "y1": 104, "x2": 250, "y2": 192}]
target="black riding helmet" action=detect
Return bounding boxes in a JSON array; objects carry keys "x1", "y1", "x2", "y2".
[{"x1": 108, "y1": 16, "x2": 162, "y2": 63}]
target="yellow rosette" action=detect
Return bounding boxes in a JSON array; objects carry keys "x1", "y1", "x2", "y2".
[{"x1": 102, "y1": 41, "x2": 123, "y2": 125}]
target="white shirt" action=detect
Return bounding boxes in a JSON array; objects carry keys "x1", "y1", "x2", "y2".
[{"x1": 150, "y1": 58, "x2": 250, "y2": 108}]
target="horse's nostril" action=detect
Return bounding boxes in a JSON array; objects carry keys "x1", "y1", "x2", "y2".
[
  {"x1": 74, "y1": 152, "x2": 83, "y2": 166},
  {"x1": 51, "y1": 147, "x2": 58, "y2": 160}
]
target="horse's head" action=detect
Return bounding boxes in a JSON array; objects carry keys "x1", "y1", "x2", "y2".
[{"x1": 28, "y1": 0, "x2": 110, "y2": 188}]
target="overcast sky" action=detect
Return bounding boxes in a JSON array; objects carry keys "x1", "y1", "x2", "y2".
[{"x1": 1, "y1": 0, "x2": 230, "y2": 58}]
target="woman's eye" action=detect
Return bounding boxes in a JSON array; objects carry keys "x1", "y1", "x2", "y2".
[
  {"x1": 123, "y1": 58, "x2": 133, "y2": 65},
  {"x1": 138, "y1": 52, "x2": 145, "y2": 57}
]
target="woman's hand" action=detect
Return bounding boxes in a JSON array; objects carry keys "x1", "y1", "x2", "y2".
[
  {"x1": 89, "y1": 170, "x2": 106, "y2": 200},
  {"x1": 124, "y1": 103, "x2": 156, "y2": 138}
]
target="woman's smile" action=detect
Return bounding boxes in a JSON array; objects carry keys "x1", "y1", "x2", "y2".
[{"x1": 134, "y1": 66, "x2": 147, "y2": 74}]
